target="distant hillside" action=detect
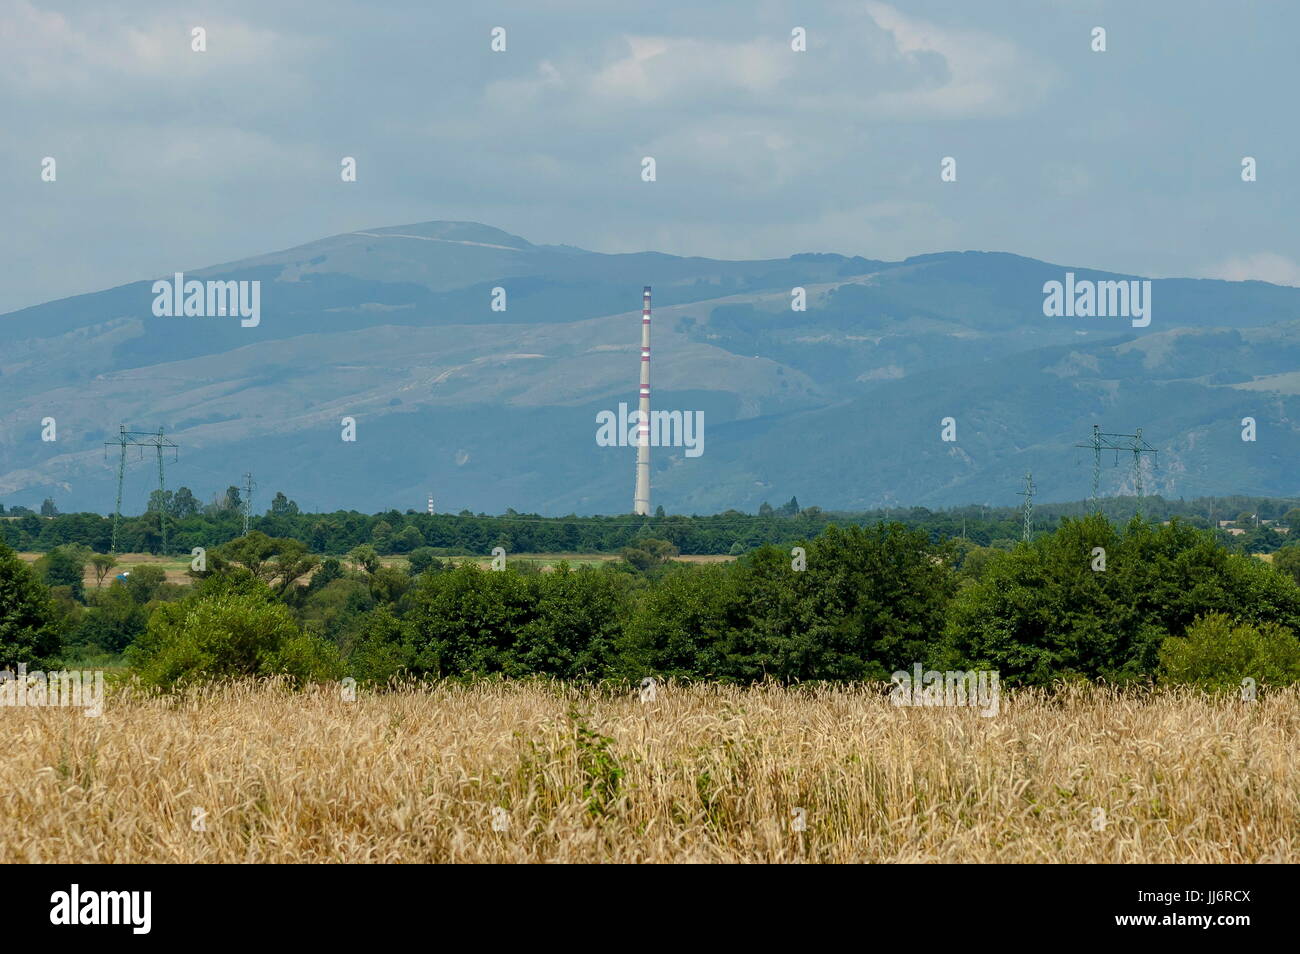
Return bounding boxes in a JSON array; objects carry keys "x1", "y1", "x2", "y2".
[{"x1": 2, "y1": 221, "x2": 1298, "y2": 514}]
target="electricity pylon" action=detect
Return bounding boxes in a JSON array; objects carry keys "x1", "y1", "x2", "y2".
[
  {"x1": 1074, "y1": 425, "x2": 1158, "y2": 513},
  {"x1": 1017, "y1": 471, "x2": 1035, "y2": 542},
  {"x1": 103, "y1": 425, "x2": 179, "y2": 554},
  {"x1": 242, "y1": 472, "x2": 256, "y2": 535}
]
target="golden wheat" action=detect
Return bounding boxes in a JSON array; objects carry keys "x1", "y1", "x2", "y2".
[{"x1": 1, "y1": 680, "x2": 1295, "y2": 863}]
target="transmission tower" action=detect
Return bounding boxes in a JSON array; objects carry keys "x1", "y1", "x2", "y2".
[
  {"x1": 1017, "y1": 471, "x2": 1035, "y2": 542},
  {"x1": 103, "y1": 425, "x2": 179, "y2": 554},
  {"x1": 1074, "y1": 425, "x2": 1158, "y2": 513},
  {"x1": 242, "y1": 472, "x2": 256, "y2": 535}
]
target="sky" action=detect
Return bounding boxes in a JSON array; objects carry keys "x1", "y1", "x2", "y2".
[{"x1": 3, "y1": 0, "x2": 1297, "y2": 314}]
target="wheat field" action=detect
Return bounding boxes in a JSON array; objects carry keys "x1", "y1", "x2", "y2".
[{"x1": 1, "y1": 680, "x2": 1296, "y2": 863}]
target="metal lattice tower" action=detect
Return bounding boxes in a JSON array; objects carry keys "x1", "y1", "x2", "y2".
[
  {"x1": 1074, "y1": 425, "x2": 1158, "y2": 513},
  {"x1": 1017, "y1": 471, "x2": 1035, "y2": 542},
  {"x1": 242, "y1": 472, "x2": 256, "y2": 535},
  {"x1": 103, "y1": 425, "x2": 179, "y2": 554}
]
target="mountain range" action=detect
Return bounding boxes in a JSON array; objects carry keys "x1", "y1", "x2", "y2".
[{"x1": 3, "y1": 220, "x2": 1298, "y2": 515}]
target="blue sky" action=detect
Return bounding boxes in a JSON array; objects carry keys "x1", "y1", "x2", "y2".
[{"x1": 4, "y1": 0, "x2": 1297, "y2": 313}]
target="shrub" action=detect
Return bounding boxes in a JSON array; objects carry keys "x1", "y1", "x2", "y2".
[
  {"x1": 1272, "y1": 545, "x2": 1300, "y2": 585},
  {"x1": 342, "y1": 606, "x2": 411, "y2": 685},
  {"x1": 1159, "y1": 613, "x2": 1300, "y2": 690},
  {"x1": 129, "y1": 588, "x2": 340, "y2": 688},
  {"x1": 406, "y1": 547, "x2": 441, "y2": 577}
]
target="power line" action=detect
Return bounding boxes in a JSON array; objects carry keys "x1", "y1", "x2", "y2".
[
  {"x1": 1074, "y1": 425, "x2": 1158, "y2": 513},
  {"x1": 242, "y1": 472, "x2": 256, "y2": 535},
  {"x1": 102, "y1": 424, "x2": 178, "y2": 553},
  {"x1": 1017, "y1": 471, "x2": 1035, "y2": 542}
]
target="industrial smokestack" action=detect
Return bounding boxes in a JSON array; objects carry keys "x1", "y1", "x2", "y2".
[{"x1": 633, "y1": 285, "x2": 652, "y2": 515}]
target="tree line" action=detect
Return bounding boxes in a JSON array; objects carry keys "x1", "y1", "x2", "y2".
[
  {"x1": 4, "y1": 514, "x2": 1300, "y2": 691},
  {"x1": 4, "y1": 490, "x2": 1299, "y2": 558}
]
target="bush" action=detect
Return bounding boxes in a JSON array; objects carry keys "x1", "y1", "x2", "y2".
[
  {"x1": 129, "y1": 588, "x2": 341, "y2": 688},
  {"x1": 72, "y1": 585, "x2": 148, "y2": 654},
  {"x1": 124, "y1": 564, "x2": 167, "y2": 604},
  {"x1": 407, "y1": 547, "x2": 441, "y2": 577},
  {"x1": 342, "y1": 606, "x2": 411, "y2": 684},
  {"x1": 1159, "y1": 613, "x2": 1300, "y2": 690},
  {"x1": 1272, "y1": 545, "x2": 1300, "y2": 585}
]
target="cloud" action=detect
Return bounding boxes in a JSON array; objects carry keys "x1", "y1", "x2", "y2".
[
  {"x1": 861, "y1": 1, "x2": 1052, "y2": 118},
  {"x1": 0, "y1": 1, "x2": 321, "y2": 110},
  {"x1": 485, "y1": 3, "x2": 1049, "y2": 125},
  {"x1": 1202, "y1": 253, "x2": 1300, "y2": 287}
]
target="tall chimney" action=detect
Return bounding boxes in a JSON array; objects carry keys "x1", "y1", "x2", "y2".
[{"x1": 633, "y1": 285, "x2": 652, "y2": 515}]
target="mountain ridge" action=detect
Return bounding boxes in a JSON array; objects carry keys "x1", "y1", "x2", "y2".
[{"x1": 3, "y1": 221, "x2": 1298, "y2": 514}]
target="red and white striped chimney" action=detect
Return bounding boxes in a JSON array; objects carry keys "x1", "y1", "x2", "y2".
[{"x1": 633, "y1": 285, "x2": 652, "y2": 515}]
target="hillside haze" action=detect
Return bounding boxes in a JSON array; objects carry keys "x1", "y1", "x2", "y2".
[{"x1": 3, "y1": 221, "x2": 1298, "y2": 515}]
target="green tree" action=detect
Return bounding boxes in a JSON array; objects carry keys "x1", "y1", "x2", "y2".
[
  {"x1": 342, "y1": 606, "x2": 410, "y2": 684},
  {"x1": 371, "y1": 521, "x2": 394, "y2": 552},
  {"x1": 269, "y1": 491, "x2": 299, "y2": 516},
  {"x1": 90, "y1": 553, "x2": 118, "y2": 589},
  {"x1": 74, "y1": 584, "x2": 148, "y2": 654},
  {"x1": 307, "y1": 557, "x2": 344, "y2": 592},
  {"x1": 1159, "y1": 613, "x2": 1300, "y2": 689},
  {"x1": 124, "y1": 564, "x2": 168, "y2": 604},
  {"x1": 40, "y1": 498, "x2": 59, "y2": 517},
  {"x1": 301, "y1": 577, "x2": 374, "y2": 643},
  {"x1": 947, "y1": 515, "x2": 1300, "y2": 685},
  {"x1": 390, "y1": 525, "x2": 423, "y2": 553},
  {"x1": 0, "y1": 543, "x2": 60, "y2": 667},
  {"x1": 35, "y1": 544, "x2": 91, "y2": 602},
  {"x1": 368, "y1": 565, "x2": 411, "y2": 605},
  {"x1": 407, "y1": 547, "x2": 442, "y2": 577},
  {"x1": 348, "y1": 544, "x2": 381, "y2": 574},
  {"x1": 620, "y1": 537, "x2": 678, "y2": 572},
  {"x1": 129, "y1": 587, "x2": 340, "y2": 688},
  {"x1": 171, "y1": 487, "x2": 200, "y2": 519},
  {"x1": 1273, "y1": 545, "x2": 1300, "y2": 585},
  {"x1": 617, "y1": 563, "x2": 732, "y2": 679},
  {"x1": 214, "y1": 532, "x2": 318, "y2": 595},
  {"x1": 749, "y1": 523, "x2": 955, "y2": 681},
  {"x1": 517, "y1": 567, "x2": 626, "y2": 678},
  {"x1": 406, "y1": 564, "x2": 536, "y2": 676}
]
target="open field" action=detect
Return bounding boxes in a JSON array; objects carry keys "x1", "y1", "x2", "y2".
[
  {"x1": 16, "y1": 551, "x2": 192, "y2": 587},
  {"x1": 1, "y1": 681, "x2": 1295, "y2": 863}
]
